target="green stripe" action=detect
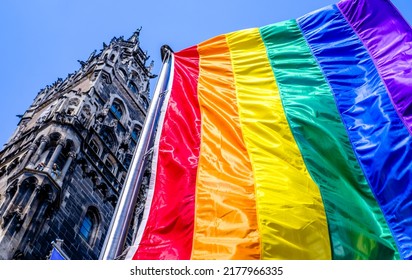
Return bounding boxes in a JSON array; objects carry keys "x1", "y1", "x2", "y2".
[{"x1": 259, "y1": 20, "x2": 399, "y2": 260}]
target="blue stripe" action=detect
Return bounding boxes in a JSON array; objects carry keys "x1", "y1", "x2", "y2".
[{"x1": 297, "y1": 4, "x2": 412, "y2": 259}]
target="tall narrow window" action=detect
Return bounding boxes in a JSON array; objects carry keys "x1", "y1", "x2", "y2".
[
  {"x1": 141, "y1": 97, "x2": 149, "y2": 110},
  {"x1": 105, "y1": 158, "x2": 114, "y2": 172},
  {"x1": 120, "y1": 173, "x2": 126, "y2": 185},
  {"x1": 128, "y1": 82, "x2": 138, "y2": 94},
  {"x1": 79, "y1": 208, "x2": 99, "y2": 245},
  {"x1": 110, "y1": 102, "x2": 123, "y2": 120},
  {"x1": 89, "y1": 139, "x2": 100, "y2": 155},
  {"x1": 119, "y1": 68, "x2": 127, "y2": 81},
  {"x1": 131, "y1": 128, "x2": 140, "y2": 141}
]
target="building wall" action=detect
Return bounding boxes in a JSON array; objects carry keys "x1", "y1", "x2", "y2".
[
  {"x1": 24, "y1": 165, "x2": 114, "y2": 259},
  {"x1": 0, "y1": 30, "x2": 154, "y2": 260}
]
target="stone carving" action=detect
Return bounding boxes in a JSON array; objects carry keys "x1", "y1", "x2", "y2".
[
  {"x1": 68, "y1": 98, "x2": 80, "y2": 106},
  {"x1": 0, "y1": 29, "x2": 152, "y2": 260}
]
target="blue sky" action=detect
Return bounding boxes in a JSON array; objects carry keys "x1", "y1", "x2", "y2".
[{"x1": 0, "y1": 0, "x2": 410, "y2": 147}]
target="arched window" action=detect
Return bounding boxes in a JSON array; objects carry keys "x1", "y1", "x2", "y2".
[
  {"x1": 119, "y1": 172, "x2": 126, "y2": 185},
  {"x1": 79, "y1": 207, "x2": 99, "y2": 245},
  {"x1": 118, "y1": 68, "x2": 127, "y2": 81},
  {"x1": 142, "y1": 98, "x2": 149, "y2": 110},
  {"x1": 124, "y1": 154, "x2": 132, "y2": 169},
  {"x1": 110, "y1": 102, "x2": 123, "y2": 120},
  {"x1": 128, "y1": 82, "x2": 138, "y2": 94},
  {"x1": 89, "y1": 139, "x2": 100, "y2": 155},
  {"x1": 131, "y1": 127, "x2": 140, "y2": 141},
  {"x1": 105, "y1": 158, "x2": 114, "y2": 172}
]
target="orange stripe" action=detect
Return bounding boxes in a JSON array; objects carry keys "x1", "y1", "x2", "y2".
[{"x1": 191, "y1": 35, "x2": 260, "y2": 259}]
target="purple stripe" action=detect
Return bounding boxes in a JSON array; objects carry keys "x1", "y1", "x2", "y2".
[{"x1": 338, "y1": 0, "x2": 412, "y2": 135}]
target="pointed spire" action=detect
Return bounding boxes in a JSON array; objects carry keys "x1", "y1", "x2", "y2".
[{"x1": 128, "y1": 26, "x2": 142, "y2": 43}]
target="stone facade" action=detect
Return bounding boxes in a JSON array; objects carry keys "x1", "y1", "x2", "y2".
[{"x1": 0, "y1": 30, "x2": 154, "y2": 259}]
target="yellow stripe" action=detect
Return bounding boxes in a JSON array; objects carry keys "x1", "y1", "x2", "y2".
[
  {"x1": 226, "y1": 28, "x2": 331, "y2": 259},
  {"x1": 192, "y1": 35, "x2": 260, "y2": 259}
]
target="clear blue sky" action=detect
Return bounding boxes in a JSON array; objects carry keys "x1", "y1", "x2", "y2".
[{"x1": 0, "y1": 0, "x2": 410, "y2": 147}]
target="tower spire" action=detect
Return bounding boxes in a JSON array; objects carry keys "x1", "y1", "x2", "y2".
[{"x1": 128, "y1": 26, "x2": 142, "y2": 43}]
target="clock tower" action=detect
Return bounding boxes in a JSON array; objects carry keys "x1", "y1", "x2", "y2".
[{"x1": 0, "y1": 29, "x2": 154, "y2": 259}]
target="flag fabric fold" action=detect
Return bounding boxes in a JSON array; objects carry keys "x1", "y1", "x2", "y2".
[{"x1": 126, "y1": 0, "x2": 412, "y2": 260}]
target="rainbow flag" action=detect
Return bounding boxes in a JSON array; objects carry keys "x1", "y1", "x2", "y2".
[{"x1": 127, "y1": 0, "x2": 412, "y2": 260}]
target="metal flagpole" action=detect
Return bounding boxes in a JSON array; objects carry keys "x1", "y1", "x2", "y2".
[{"x1": 99, "y1": 46, "x2": 174, "y2": 260}]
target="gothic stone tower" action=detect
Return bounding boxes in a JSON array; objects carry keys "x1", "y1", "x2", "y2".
[{"x1": 0, "y1": 29, "x2": 154, "y2": 259}]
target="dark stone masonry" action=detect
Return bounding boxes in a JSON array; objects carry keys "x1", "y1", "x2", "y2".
[{"x1": 0, "y1": 30, "x2": 153, "y2": 259}]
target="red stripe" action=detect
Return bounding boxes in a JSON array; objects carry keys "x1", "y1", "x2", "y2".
[{"x1": 133, "y1": 46, "x2": 201, "y2": 259}]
